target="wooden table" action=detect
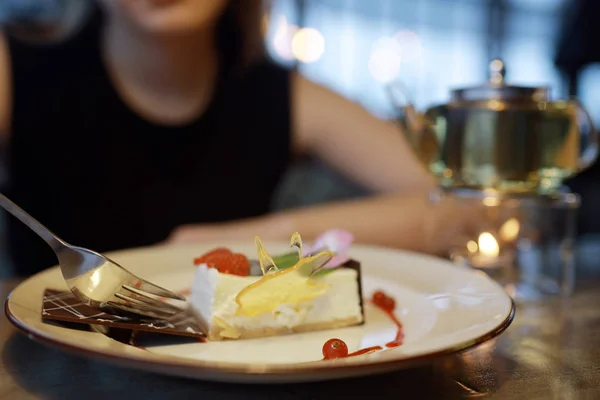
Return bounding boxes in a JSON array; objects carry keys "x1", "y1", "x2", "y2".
[{"x1": 2, "y1": 278, "x2": 600, "y2": 400}]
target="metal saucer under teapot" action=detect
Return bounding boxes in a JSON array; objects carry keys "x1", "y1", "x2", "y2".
[{"x1": 390, "y1": 59, "x2": 599, "y2": 194}]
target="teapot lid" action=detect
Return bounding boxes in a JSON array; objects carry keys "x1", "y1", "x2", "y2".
[{"x1": 450, "y1": 59, "x2": 549, "y2": 102}]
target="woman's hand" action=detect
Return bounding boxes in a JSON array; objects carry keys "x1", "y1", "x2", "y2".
[
  {"x1": 165, "y1": 191, "x2": 486, "y2": 259},
  {"x1": 166, "y1": 214, "x2": 293, "y2": 245},
  {"x1": 166, "y1": 223, "x2": 253, "y2": 244},
  {"x1": 166, "y1": 224, "x2": 233, "y2": 244}
]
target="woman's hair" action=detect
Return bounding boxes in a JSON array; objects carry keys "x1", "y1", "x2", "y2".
[
  {"x1": 221, "y1": 0, "x2": 266, "y2": 67},
  {"x1": 2, "y1": 0, "x2": 268, "y2": 67}
]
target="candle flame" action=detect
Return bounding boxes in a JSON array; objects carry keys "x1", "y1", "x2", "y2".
[
  {"x1": 499, "y1": 218, "x2": 520, "y2": 242},
  {"x1": 478, "y1": 232, "x2": 499, "y2": 257}
]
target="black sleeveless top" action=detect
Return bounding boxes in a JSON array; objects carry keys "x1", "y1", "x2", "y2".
[{"x1": 4, "y1": 14, "x2": 292, "y2": 276}]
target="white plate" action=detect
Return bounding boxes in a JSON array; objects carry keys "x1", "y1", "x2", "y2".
[{"x1": 5, "y1": 242, "x2": 514, "y2": 383}]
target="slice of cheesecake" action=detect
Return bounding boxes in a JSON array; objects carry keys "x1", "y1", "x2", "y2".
[{"x1": 188, "y1": 233, "x2": 364, "y2": 341}]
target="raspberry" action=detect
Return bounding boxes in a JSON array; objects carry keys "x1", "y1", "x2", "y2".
[
  {"x1": 193, "y1": 248, "x2": 249, "y2": 276},
  {"x1": 193, "y1": 248, "x2": 232, "y2": 266},
  {"x1": 219, "y1": 253, "x2": 250, "y2": 276}
]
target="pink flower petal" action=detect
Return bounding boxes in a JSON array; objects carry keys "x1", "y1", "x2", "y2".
[
  {"x1": 302, "y1": 229, "x2": 354, "y2": 269},
  {"x1": 312, "y1": 229, "x2": 354, "y2": 254}
]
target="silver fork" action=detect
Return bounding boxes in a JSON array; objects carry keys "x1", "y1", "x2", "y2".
[{"x1": 0, "y1": 193, "x2": 186, "y2": 320}]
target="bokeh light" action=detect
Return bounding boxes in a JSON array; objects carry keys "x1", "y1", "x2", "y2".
[
  {"x1": 272, "y1": 16, "x2": 298, "y2": 61},
  {"x1": 394, "y1": 30, "x2": 422, "y2": 62},
  {"x1": 368, "y1": 30, "x2": 422, "y2": 83},
  {"x1": 368, "y1": 36, "x2": 404, "y2": 83},
  {"x1": 292, "y1": 27, "x2": 326, "y2": 63}
]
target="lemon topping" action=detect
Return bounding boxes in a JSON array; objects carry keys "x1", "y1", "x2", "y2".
[
  {"x1": 255, "y1": 236, "x2": 279, "y2": 275},
  {"x1": 234, "y1": 233, "x2": 333, "y2": 317},
  {"x1": 290, "y1": 231, "x2": 303, "y2": 258}
]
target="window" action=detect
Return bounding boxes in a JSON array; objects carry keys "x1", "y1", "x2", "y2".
[{"x1": 266, "y1": 0, "x2": 569, "y2": 118}]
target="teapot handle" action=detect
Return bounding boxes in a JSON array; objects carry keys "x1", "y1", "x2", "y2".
[
  {"x1": 386, "y1": 80, "x2": 414, "y2": 109},
  {"x1": 385, "y1": 80, "x2": 422, "y2": 147},
  {"x1": 574, "y1": 99, "x2": 598, "y2": 171}
]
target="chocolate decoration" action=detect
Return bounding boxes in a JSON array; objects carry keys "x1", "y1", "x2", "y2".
[
  {"x1": 340, "y1": 259, "x2": 365, "y2": 324},
  {"x1": 41, "y1": 289, "x2": 205, "y2": 339}
]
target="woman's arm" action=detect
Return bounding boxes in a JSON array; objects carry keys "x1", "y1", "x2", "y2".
[
  {"x1": 170, "y1": 191, "x2": 455, "y2": 254},
  {"x1": 168, "y1": 74, "x2": 452, "y2": 253},
  {"x1": 0, "y1": 31, "x2": 11, "y2": 139},
  {"x1": 291, "y1": 73, "x2": 433, "y2": 193}
]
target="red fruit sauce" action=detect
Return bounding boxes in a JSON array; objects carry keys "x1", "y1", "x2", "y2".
[{"x1": 322, "y1": 290, "x2": 404, "y2": 360}]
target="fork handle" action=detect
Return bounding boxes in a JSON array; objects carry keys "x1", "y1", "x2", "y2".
[{"x1": 0, "y1": 193, "x2": 66, "y2": 252}]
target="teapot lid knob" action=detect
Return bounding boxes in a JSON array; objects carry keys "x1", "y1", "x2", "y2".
[
  {"x1": 488, "y1": 58, "x2": 506, "y2": 86},
  {"x1": 450, "y1": 58, "x2": 548, "y2": 102}
]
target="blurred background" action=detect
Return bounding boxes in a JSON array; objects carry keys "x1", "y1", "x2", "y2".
[
  {"x1": 267, "y1": 0, "x2": 566, "y2": 120},
  {"x1": 266, "y1": 0, "x2": 600, "y2": 233},
  {"x1": 1, "y1": 0, "x2": 600, "y2": 276}
]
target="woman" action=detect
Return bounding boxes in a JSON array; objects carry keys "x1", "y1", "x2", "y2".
[{"x1": 0, "y1": 0, "x2": 438, "y2": 276}]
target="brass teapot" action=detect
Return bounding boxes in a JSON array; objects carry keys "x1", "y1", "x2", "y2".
[{"x1": 390, "y1": 59, "x2": 598, "y2": 194}]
